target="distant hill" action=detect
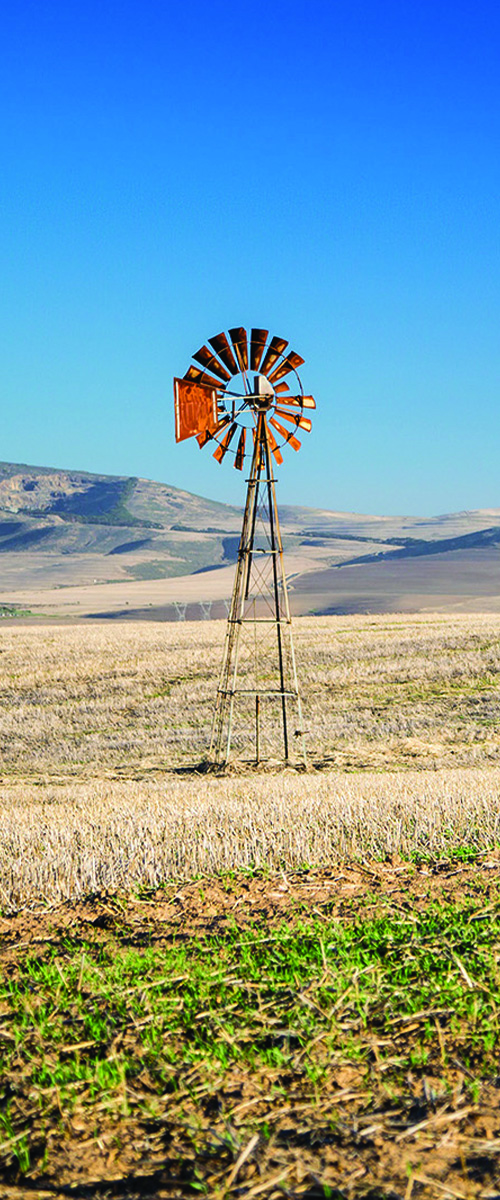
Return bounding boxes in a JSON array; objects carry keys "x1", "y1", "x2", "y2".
[
  {"x1": 333, "y1": 524, "x2": 500, "y2": 567},
  {"x1": 0, "y1": 461, "x2": 243, "y2": 588},
  {"x1": 0, "y1": 461, "x2": 241, "y2": 530},
  {"x1": 0, "y1": 461, "x2": 499, "y2": 619}
]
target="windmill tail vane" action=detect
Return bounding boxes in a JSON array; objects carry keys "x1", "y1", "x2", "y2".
[{"x1": 173, "y1": 326, "x2": 316, "y2": 767}]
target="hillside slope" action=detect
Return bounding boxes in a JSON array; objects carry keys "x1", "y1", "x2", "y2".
[
  {"x1": 0, "y1": 461, "x2": 401, "y2": 591},
  {"x1": 0, "y1": 461, "x2": 499, "y2": 618}
]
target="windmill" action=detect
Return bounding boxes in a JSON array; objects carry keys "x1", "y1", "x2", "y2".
[{"x1": 174, "y1": 327, "x2": 315, "y2": 767}]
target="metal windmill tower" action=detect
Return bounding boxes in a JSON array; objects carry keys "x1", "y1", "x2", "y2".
[{"x1": 174, "y1": 327, "x2": 315, "y2": 767}]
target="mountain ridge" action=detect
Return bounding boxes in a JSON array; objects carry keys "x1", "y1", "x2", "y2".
[
  {"x1": 1, "y1": 459, "x2": 499, "y2": 534},
  {"x1": 0, "y1": 461, "x2": 499, "y2": 619}
]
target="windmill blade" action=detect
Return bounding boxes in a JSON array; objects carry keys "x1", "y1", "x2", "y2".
[
  {"x1": 267, "y1": 350, "x2": 305, "y2": 386},
  {"x1": 260, "y1": 336, "x2": 288, "y2": 377},
  {"x1": 269, "y1": 416, "x2": 301, "y2": 452},
  {"x1": 213, "y1": 421, "x2": 238, "y2": 464},
  {"x1": 274, "y1": 406, "x2": 312, "y2": 432},
  {"x1": 209, "y1": 332, "x2": 239, "y2": 375},
  {"x1": 234, "y1": 427, "x2": 246, "y2": 470},
  {"x1": 266, "y1": 423, "x2": 284, "y2": 465},
  {"x1": 193, "y1": 344, "x2": 231, "y2": 383},
  {"x1": 196, "y1": 429, "x2": 213, "y2": 448},
  {"x1": 273, "y1": 394, "x2": 316, "y2": 410},
  {"x1": 184, "y1": 365, "x2": 226, "y2": 391},
  {"x1": 228, "y1": 327, "x2": 249, "y2": 372},
  {"x1": 274, "y1": 381, "x2": 293, "y2": 394},
  {"x1": 250, "y1": 328, "x2": 268, "y2": 371},
  {"x1": 196, "y1": 415, "x2": 230, "y2": 448}
]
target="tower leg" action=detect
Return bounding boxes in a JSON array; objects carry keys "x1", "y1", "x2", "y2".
[
  {"x1": 262, "y1": 430, "x2": 289, "y2": 761},
  {"x1": 209, "y1": 423, "x2": 263, "y2": 764}
]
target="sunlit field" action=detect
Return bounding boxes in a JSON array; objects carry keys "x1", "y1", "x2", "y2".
[
  {"x1": 1, "y1": 613, "x2": 500, "y2": 906},
  {"x1": 0, "y1": 768, "x2": 500, "y2": 910},
  {"x1": 2, "y1": 615, "x2": 500, "y2": 1196},
  {"x1": 2, "y1": 612, "x2": 500, "y2": 779}
]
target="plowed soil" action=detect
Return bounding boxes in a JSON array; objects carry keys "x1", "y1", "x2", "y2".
[{"x1": 1, "y1": 860, "x2": 500, "y2": 1199}]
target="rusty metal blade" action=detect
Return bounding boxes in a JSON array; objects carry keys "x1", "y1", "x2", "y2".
[
  {"x1": 196, "y1": 415, "x2": 230, "y2": 447},
  {"x1": 234, "y1": 426, "x2": 246, "y2": 470},
  {"x1": 228, "y1": 327, "x2": 249, "y2": 372},
  {"x1": 250, "y1": 328, "x2": 269, "y2": 371},
  {"x1": 213, "y1": 421, "x2": 238, "y2": 463},
  {"x1": 260, "y1": 336, "x2": 288, "y2": 377},
  {"x1": 274, "y1": 406, "x2": 312, "y2": 432},
  {"x1": 267, "y1": 350, "x2": 305, "y2": 385},
  {"x1": 184, "y1": 365, "x2": 226, "y2": 391},
  {"x1": 274, "y1": 394, "x2": 316, "y2": 410},
  {"x1": 274, "y1": 381, "x2": 292, "y2": 394},
  {"x1": 208, "y1": 332, "x2": 239, "y2": 375},
  {"x1": 269, "y1": 416, "x2": 301, "y2": 452},
  {"x1": 196, "y1": 429, "x2": 213, "y2": 448},
  {"x1": 266, "y1": 422, "x2": 284, "y2": 465},
  {"x1": 286, "y1": 349, "x2": 305, "y2": 370},
  {"x1": 193, "y1": 344, "x2": 231, "y2": 383}
]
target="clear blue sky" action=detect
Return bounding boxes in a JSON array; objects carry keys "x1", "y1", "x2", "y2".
[{"x1": 1, "y1": 0, "x2": 499, "y2": 515}]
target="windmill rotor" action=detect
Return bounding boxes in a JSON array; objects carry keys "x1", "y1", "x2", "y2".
[{"x1": 174, "y1": 326, "x2": 315, "y2": 469}]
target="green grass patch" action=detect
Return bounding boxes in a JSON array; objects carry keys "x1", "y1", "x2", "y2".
[
  {"x1": 0, "y1": 606, "x2": 33, "y2": 619},
  {"x1": 1, "y1": 887, "x2": 500, "y2": 1184}
]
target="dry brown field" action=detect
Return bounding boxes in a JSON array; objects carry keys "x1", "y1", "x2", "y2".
[
  {"x1": 1, "y1": 614, "x2": 500, "y2": 1198},
  {"x1": 1, "y1": 611, "x2": 500, "y2": 904}
]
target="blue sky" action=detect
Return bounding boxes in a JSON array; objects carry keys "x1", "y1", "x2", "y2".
[{"x1": 0, "y1": 0, "x2": 499, "y2": 515}]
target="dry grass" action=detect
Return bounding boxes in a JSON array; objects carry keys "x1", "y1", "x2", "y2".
[
  {"x1": 0, "y1": 613, "x2": 500, "y2": 905},
  {"x1": 0, "y1": 769, "x2": 499, "y2": 909},
  {"x1": 1, "y1": 612, "x2": 500, "y2": 777}
]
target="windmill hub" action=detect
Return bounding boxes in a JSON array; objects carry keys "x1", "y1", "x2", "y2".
[{"x1": 253, "y1": 374, "x2": 274, "y2": 411}]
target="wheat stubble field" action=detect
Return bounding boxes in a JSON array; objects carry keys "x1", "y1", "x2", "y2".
[{"x1": 1, "y1": 614, "x2": 500, "y2": 1198}]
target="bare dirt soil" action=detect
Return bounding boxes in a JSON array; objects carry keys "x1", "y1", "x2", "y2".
[{"x1": 1, "y1": 860, "x2": 500, "y2": 1199}]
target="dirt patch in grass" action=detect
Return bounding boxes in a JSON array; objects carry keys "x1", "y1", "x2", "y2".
[
  {"x1": 0, "y1": 860, "x2": 500, "y2": 1197},
  {"x1": 2, "y1": 853, "x2": 499, "y2": 948}
]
